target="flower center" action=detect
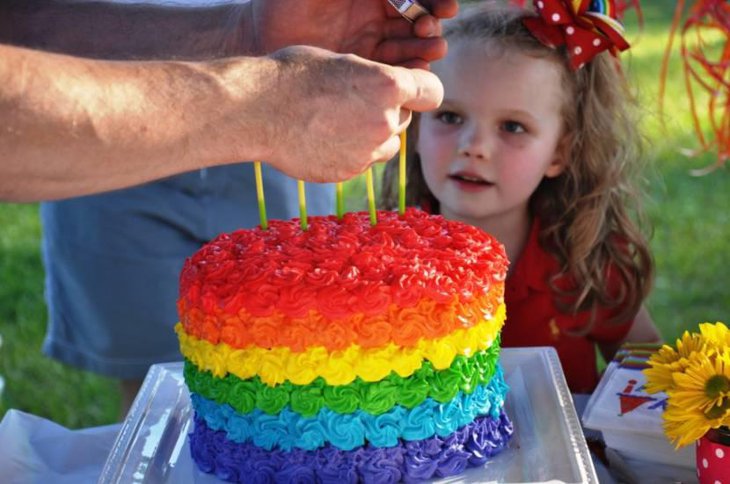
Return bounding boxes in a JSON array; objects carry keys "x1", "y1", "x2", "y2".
[
  {"x1": 705, "y1": 375, "x2": 730, "y2": 398},
  {"x1": 705, "y1": 400, "x2": 730, "y2": 420}
]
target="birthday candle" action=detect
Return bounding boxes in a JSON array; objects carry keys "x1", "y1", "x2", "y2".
[
  {"x1": 366, "y1": 167, "x2": 377, "y2": 226},
  {"x1": 336, "y1": 182, "x2": 345, "y2": 220},
  {"x1": 254, "y1": 161, "x2": 268, "y2": 230},
  {"x1": 298, "y1": 180, "x2": 308, "y2": 230},
  {"x1": 399, "y1": 131, "x2": 407, "y2": 216}
]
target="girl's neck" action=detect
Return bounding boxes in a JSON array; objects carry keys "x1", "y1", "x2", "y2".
[{"x1": 486, "y1": 216, "x2": 532, "y2": 278}]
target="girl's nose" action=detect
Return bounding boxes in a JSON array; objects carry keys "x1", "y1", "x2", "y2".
[{"x1": 457, "y1": 124, "x2": 488, "y2": 160}]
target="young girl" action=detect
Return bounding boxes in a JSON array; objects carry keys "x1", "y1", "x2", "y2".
[{"x1": 381, "y1": 1, "x2": 661, "y2": 393}]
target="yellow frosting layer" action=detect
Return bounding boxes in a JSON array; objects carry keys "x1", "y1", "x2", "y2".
[{"x1": 176, "y1": 303, "x2": 505, "y2": 386}]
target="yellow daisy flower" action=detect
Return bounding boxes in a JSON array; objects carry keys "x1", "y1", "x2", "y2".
[
  {"x1": 644, "y1": 323, "x2": 730, "y2": 448},
  {"x1": 669, "y1": 351, "x2": 730, "y2": 413},
  {"x1": 699, "y1": 321, "x2": 730, "y2": 351},
  {"x1": 663, "y1": 404, "x2": 711, "y2": 447},
  {"x1": 662, "y1": 401, "x2": 730, "y2": 447},
  {"x1": 648, "y1": 344, "x2": 681, "y2": 365},
  {"x1": 644, "y1": 360, "x2": 680, "y2": 394},
  {"x1": 644, "y1": 332, "x2": 706, "y2": 394},
  {"x1": 674, "y1": 330, "x2": 707, "y2": 358}
]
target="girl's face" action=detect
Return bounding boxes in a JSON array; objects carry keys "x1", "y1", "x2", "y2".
[{"x1": 417, "y1": 40, "x2": 567, "y2": 233}]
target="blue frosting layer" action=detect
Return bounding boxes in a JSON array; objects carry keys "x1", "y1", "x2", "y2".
[
  {"x1": 190, "y1": 411, "x2": 513, "y2": 483},
  {"x1": 191, "y1": 366, "x2": 508, "y2": 451}
]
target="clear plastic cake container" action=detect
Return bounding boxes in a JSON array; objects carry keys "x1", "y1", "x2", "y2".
[{"x1": 99, "y1": 347, "x2": 597, "y2": 483}]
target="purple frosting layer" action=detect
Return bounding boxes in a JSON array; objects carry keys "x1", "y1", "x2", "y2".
[{"x1": 189, "y1": 412, "x2": 513, "y2": 483}]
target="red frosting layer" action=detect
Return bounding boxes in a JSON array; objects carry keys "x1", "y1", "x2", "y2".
[{"x1": 178, "y1": 209, "x2": 507, "y2": 321}]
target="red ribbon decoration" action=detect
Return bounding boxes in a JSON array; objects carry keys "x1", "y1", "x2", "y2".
[
  {"x1": 522, "y1": 0, "x2": 630, "y2": 70},
  {"x1": 510, "y1": 0, "x2": 644, "y2": 29}
]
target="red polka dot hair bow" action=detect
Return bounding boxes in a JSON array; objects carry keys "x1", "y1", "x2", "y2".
[{"x1": 523, "y1": 0, "x2": 630, "y2": 69}]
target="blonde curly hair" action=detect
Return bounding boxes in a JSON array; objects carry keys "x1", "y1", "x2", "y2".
[{"x1": 380, "y1": 1, "x2": 653, "y2": 331}]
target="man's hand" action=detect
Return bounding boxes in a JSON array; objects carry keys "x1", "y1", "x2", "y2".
[
  {"x1": 210, "y1": 46, "x2": 444, "y2": 182},
  {"x1": 246, "y1": 0, "x2": 459, "y2": 68}
]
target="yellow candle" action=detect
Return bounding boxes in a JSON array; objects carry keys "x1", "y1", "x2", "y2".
[{"x1": 366, "y1": 167, "x2": 377, "y2": 226}]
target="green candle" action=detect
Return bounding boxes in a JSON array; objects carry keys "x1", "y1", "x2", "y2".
[
  {"x1": 399, "y1": 131, "x2": 407, "y2": 216},
  {"x1": 254, "y1": 161, "x2": 268, "y2": 230},
  {"x1": 298, "y1": 180, "x2": 308, "y2": 230},
  {"x1": 336, "y1": 182, "x2": 345, "y2": 220}
]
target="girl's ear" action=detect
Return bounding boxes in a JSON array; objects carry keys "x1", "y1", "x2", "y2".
[{"x1": 544, "y1": 133, "x2": 570, "y2": 178}]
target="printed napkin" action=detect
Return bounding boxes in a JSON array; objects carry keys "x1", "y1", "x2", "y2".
[{"x1": 582, "y1": 343, "x2": 694, "y2": 468}]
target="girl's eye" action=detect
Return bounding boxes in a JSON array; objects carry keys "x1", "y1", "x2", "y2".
[
  {"x1": 435, "y1": 111, "x2": 462, "y2": 125},
  {"x1": 501, "y1": 121, "x2": 526, "y2": 134}
]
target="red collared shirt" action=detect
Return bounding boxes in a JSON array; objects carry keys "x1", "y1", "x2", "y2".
[{"x1": 501, "y1": 219, "x2": 633, "y2": 393}]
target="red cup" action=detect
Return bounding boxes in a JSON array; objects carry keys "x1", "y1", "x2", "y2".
[{"x1": 696, "y1": 427, "x2": 730, "y2": 484}]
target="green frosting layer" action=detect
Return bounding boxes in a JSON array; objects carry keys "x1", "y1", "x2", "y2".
[{"x1": 183, "y1": 338, "x2": 501, "y2": 417}]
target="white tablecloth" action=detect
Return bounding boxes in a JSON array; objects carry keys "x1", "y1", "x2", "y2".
[
  {"x1": 0, "y1": 410, "x2": 121, "y2": 484},
  {"x1": 0, "y1": 398, "x2": 698, "y2": 483}
]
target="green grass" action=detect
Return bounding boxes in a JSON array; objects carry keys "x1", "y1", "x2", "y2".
[
  {"x1": 0, "y1": 205, "x2": 119, "y2": 427},
  {"x1": 0, "y1": 0, "x2": 728, "y2": 429},
  {"x1": 621, "y1": 1, "x2": 730, "y2": 338}
]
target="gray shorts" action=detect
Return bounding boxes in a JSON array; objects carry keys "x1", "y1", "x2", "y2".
[{"x1": 41, "y1": 164, "x2": 333, "y2": 379}]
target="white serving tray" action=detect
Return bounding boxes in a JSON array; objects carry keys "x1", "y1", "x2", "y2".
[{"x1": 99, "y1": 347, "x2": 597, "y2": 483}]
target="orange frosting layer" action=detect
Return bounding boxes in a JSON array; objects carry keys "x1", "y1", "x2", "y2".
[
  {"x1": 178, "y1": 209, "x2": 508, "y2": 322},
  {"x1": 176, "y1": 304, "x2": 505, "y2": 385},
  {"x1": 179, "y1": 283, "x2": 503, "y2": 351}
]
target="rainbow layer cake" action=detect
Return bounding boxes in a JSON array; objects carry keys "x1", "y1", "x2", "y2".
[{"x1": 176, "y1": 208, "x2": 513, "y2": 483}]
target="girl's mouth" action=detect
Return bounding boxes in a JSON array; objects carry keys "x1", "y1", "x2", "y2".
[{"x1": 449, "y1": 172, "x2": 493, "y2": 189}]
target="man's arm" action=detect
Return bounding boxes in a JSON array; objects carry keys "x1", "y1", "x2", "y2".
[
  {"x1": 0, "y1": 0, "x2": 452, "y2": 201},
  {"x1": 0, "y1": 0, "x2": 252, "y2": 60},
  {"x1": 0, "y1": 44, "x2": 267, "y2": 201},
  {"x1": 0, "y1": 44, "x2": 443, "y2": 202},
  {"x1": 0, "y1": 0, "x2": 457, "y2": 66}
]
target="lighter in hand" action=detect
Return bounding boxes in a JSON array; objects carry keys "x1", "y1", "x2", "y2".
[{"x1": 387, "y1": 0, "x2": 430, "y2": 22}]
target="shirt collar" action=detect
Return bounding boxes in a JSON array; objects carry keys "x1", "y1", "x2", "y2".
[{"x1": 506, "y1": 217, "x2": 557, "y2": 301}]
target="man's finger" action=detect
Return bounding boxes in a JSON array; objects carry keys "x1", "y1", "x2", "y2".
[
  {"x1": 382, "y1": 15, "x2": 441, "y2": 40},
  {"x1": 397, "y1": 108, "x2": 413, "y2": 133},
  {"x1": 372, "y1": 135, "x2": 403, "y2": 164},
  {"x1": 399, "y1": 59, "x2": 430, "y2": 70},
  {"x1": 382, "y1": 17, "x2": 417, "y2": 39},
  {"x1": 376, "y1": 37, "x2": 447, "y2": 66},
  {"x1": 392, "y1": 67, "x2": 444, "y2": 112},
  {"x1": 413, "y1": 16, "x2": 442, "y2": 38}
]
